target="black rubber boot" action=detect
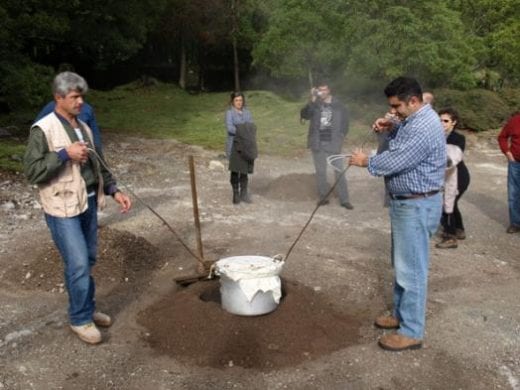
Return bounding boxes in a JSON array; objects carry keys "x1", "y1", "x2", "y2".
[
  {"x1": 239, "y1": 175, "x2": 251, "y2": 203},
  {"x1": 232, "y1": 183, "x2": 240, "y2": 204}
]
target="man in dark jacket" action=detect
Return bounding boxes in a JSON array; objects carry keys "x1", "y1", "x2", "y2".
[{"x1": 300, "y1": 81, "x2": 353, "y2": 209}]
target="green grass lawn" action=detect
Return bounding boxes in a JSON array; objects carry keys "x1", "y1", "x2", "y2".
[
  {"x1": 89, "y1": 84, "x2": 309, "y2": 156},
  {"x1": 0, "y1": 140, "x2": 26, "y2": 172},
  {"x1": 90, "y1": 82, "x2": 372, "y2": 156},
  {"x1": 0, "y1": 82, "x2": 375, "y2": 172}
]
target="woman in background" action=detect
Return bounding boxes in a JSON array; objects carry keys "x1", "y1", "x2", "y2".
[
  {"x1": 225, "y1": 92, "x2": 256, "y2": 204},
  {"x1": 436, "y1": 107, "x2": 470, "y2": 249}
]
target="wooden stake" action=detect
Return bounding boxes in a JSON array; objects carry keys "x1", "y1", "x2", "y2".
[{"x1": 188, "y1": 155, "x2": 205, "y2": 273}]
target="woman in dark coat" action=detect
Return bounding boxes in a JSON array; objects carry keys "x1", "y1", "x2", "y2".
[
  {"x1": 436, "y1": 107, "x2": 471, "y2": 249},
  {"x1": 225, "y1": 92, "x2": 256, "y2": 204}
]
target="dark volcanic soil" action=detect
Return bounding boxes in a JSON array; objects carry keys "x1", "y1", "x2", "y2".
[{"x1": 138, "y1": 279, "x2": 363, "y2": 370}]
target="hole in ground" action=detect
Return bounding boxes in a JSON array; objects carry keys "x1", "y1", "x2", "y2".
[{"x1": 138, "y1": 279, "x2": 365, "y2": 371}]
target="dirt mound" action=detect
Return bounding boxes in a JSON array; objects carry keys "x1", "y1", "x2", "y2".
[
  {"x1": 138, "y1": 279, "x2": 363, "y2": 370},
  {"x1": 4, "y1": 227, "x2": 162, "y2": 291},
  {"x1": 252, "y1": 173, "x2": 320, "y2": 201}
]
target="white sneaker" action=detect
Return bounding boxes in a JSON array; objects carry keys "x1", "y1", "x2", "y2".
[
  {"x1": 70, "y1": 323, "x2": 102, "y2": 344},
  {"x1": 93, "y1": 311, "x2": 112, "y2": 327}
]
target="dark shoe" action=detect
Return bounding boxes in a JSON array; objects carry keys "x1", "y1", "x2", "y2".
[
  {"x1": 435, "y1": 238, "x2": 458, "y2": 249},
  {"x1": 341, "y1": 202, "x2": 354, "y2": 210},
  {"x1": 374, "y1": 315, "x2": 400, "y2": 329},
  {"x1": 93, "y1": 311, "x2": 112, "y2": 328},
  {"x1": 378, "y1": 334, "x2": 422, "y2": 351},
  {"x1": 317, "y1": 199, "x2": 330, "y2": 206},
  {"x1": 506, "y1": 225, "x2": 520, "y2": 234},
  {"x1": 455, "y1": 229, "x2": 466, "y2": 240}
]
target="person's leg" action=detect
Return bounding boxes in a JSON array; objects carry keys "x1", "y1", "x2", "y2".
[
  {"x1": 330, "y1": 153, "x2": 351, "y2": 207},
  {"x1": 239, "y1": 173, "x2": 251, "y2": 203},
  {"x1": 82, "y1": 196, "x2": 98, "y2": 313},
  {"x1": 507, "y1": 161, "x2": 520, "y2": 227},
  {"x1": 389, "y1": 193, "x2": 441, "y2": 339},
  {"x1": 230, "y1": 171, "x2": 240, "y2": 204},
  {"x1": 440, "y1": 211, "x2": 448, "y2": 232},
  {"x1": 312, "y1": 149, "x2": 329, "y2": 202},
  {"x1": 45, "y1": 204, "x2": 97, "y2": 326}
]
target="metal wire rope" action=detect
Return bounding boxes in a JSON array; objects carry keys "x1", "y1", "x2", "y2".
[
  {"x1": 284, "y1": 128, "x2": 377, "y2": 261},
  {"x1": 87, "y1": 147, "x2": 208, "y2": 268}
]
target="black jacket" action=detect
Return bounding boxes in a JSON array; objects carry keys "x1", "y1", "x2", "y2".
[
  {"x1": 229, "y1": 122, "x2": 257, "y2": 174},
  {"x1": 300, "y1": 97, "x2": 349, "y2": 153}
]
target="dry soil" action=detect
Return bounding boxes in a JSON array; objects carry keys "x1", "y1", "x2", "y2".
[{"x1": 0, "y1": 131, "x2": 518, "y2": 389}]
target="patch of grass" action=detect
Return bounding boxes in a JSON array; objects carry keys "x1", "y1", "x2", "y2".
[
  {"x1": 0, "y1": 140, "x2": 25, "y2": 172},
  {"x1": 89, "y1": 83, "x2": 373, "y2": 156},
  {"x1": 0, "y1": 83, "x2": 378, "y2": 171}
]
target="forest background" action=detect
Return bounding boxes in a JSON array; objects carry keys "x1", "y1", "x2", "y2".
[{"x1": 1, "y1": 0, "x2": 519, "y2": 170}]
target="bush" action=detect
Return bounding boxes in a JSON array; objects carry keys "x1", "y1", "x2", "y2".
[
  {"x1": 499, "y1": 88, "x2": 520, "y2": 114},
  {"x1": 0, "y1": 61, "x2": 54, "y2": 111},
  {"x1": 434, "y1": 88, "x2": 512, "y2": 131}
]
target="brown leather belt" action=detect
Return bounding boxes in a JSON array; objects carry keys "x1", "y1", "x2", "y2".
[{"x1": 390, "y1": 190, "x2": 440, "y2": 200}]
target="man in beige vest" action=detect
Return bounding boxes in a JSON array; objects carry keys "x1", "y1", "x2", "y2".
[{"x1": 24, "y1": 72, "x2": 132, "y2": 344}]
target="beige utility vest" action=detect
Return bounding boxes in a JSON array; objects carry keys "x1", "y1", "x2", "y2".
[{"x1": 33, "y1": 113, "x2": 106, "y2": 217}]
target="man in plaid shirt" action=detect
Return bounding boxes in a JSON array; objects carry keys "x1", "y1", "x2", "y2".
[{"x1": 350, "y1": 77, "x2": 446, "y2": 351}]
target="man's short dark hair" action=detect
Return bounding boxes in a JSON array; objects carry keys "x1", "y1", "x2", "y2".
[
  {"x1": 315, "y1": 79, "x2": 331, "y2": 89},
  {"x1": 384, "y1": 77, "x2": 423, "y2": 102}
]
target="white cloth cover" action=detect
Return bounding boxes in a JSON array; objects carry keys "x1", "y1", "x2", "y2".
[{"x1": 216, "y1": 256, "x2": 284, "y2": 303}]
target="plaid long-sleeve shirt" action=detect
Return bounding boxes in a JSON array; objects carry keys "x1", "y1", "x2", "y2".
[{"x1": 368, "y1": 104, "x2": 446, "y2": 196}]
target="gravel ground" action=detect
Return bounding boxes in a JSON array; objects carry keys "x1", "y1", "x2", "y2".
[{"x1": 0, "y1": 132, "x2": 518, "y2": 389}]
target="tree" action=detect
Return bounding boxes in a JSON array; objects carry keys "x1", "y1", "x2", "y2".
[
  {"x1": 151, "y1": 0, "x2": 263, "y2": 90},
  {"x1": 454, "y1": 0, "x2": 520, "y2": 86},
  {"x1": 0, "y1": 0, "x2": 167, "y2": 109},
  {"x1": 252, "y1": 0, "x2": 348, "y2": 88},
  {"x1": 343, "y1": 1, "x2": 477, "y2": 88}
]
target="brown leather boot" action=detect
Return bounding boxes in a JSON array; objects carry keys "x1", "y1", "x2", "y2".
[
  {"x1": 93, "y1": 311, "x2": 112, "y2": 328},
  {"x1": 374, "y1": 315, "x2": 400, "y2": 329},
  {"x1": 435, "y1": 237, "x2": 458, "y2": 249},
  {"x1": 378, "y1": 333, "x2": 422, "y2": 351},
  {"x1": 455, "y1": 229, "x2": 466, "y2": 240},
  {"x1": 506, "y1": 225, "x2": 520, "y2": 234}
]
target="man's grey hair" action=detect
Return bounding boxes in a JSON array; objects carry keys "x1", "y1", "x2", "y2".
[{"x1": 52, "y1": 71, "x2": 89, "y2": 97}]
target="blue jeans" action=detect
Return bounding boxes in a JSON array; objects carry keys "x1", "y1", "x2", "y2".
[
  {"x1": 508, "y1": 161, "x2": 520, "y2": 226},
  {"x1": 389, "y1": 192, "x2": 442, "y2": 339},
  {"x1": 45, "y1": 196, "x2": 98, "y2": 326},
  {"x1": 311, "y1": 148, "x2": 350, "y2": 203}
]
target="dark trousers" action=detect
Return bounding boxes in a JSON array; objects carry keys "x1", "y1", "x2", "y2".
[
  {"x1": 441, "y1": 191, "x2": 466, "y2": 236},
  {"x1": 230, "y1": 172, "x2": 248, "y2": 187}
]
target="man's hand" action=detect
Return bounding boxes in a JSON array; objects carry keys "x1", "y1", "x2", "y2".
[
  {"x1": 66, "y1": 142, "x2": 88, "y2": 163},
  {"x1": 310, "y1": 88, "x2": 318, "y2": 102},
  {"x1": 113, "y1": 191, "x2": 132, "y2": 213},
  {"x1": 349, "y1": 149, "x2": 369, "y2": 167},
  {"x1": 506, "y1": 151, "x2": 516, "y2": 162},
  {"x1": 372, "y1": 117, "x2": 394, "y2": 133}
]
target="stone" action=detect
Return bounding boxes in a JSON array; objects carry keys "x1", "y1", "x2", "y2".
[
  {"x1": 1, "y1": 201, "x2": 15, "y2": 211},
  {"x1": 209, "y1": 160, "x2": 225, "y2": 171}
]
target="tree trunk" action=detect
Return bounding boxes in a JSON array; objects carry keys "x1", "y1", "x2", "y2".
[
  {"x1": 308, "y1": 67, "x2": 314, "y2": 89},
  {"x1": 231, "y1": 0, "x2": 240, "y2": 91},
  {"x1": 232, "y1": 35, "x2": 240, "y2": 91},
  {"x1": 179, "y1": 33, "x2": 187, "y2": 90}
]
